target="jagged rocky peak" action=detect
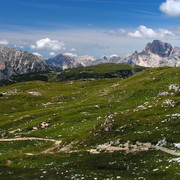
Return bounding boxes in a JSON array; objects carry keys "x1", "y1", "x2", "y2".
[
  {"x1": 0, "y1": 45, "x2": 50, "y2": 80},
  {"x1": 75, "y1": 55, "x2": 96, "y2": 66},
  {"x1": 45, "y1": 54, "x2": 83, "y2": 70},
  {"x1": 47, "y1": 54, "x2": 74, "y2": 62},
  {"x1": 143, "y1": 40, "x2": 173, "y2": 57},
  {"x1": 75, "y1": 55, "x2": 96, "y2": 62},
  {"x1": 120, "y1": 40, "x2": 180, "y2": 67}
]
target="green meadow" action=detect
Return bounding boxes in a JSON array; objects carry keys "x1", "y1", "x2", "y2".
[{"x1": 0, "y1": 65, "x2": 179, "y2": 179}]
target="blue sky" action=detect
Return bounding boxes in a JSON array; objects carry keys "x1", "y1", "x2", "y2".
[{"x1": 0, "y1": 0, "x2": 180, "y2": 58}]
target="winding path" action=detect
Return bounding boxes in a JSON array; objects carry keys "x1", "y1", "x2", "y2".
[
  {"x1": 0, "y1": 137, "x2": 62, "y2": 154},
  {"x1": 154, "y1": 146, "x2": 180, "y2": 156},
  {"x1": 0, "y1": 137, "x2": 179, "y2": 156}
]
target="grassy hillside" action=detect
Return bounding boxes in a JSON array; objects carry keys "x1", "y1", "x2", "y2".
[
  {"x1": 0, "y1": 67, "x2": 179, "y2": 179},
  {"x1": 0, "y1": 63, "x2": 145, "y2": 86},
  {"x1": 0, "y1": 71, "x2": 60, "y2": 87},
  {"x1": 57, "y1": 63, "x2": 145, "y2": 81}
]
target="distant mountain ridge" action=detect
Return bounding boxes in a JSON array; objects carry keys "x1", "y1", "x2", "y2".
[
  {"x1": 0, "y1": 45, "x2": 50, "y2": 80},
  {"x1": 0, "y1": 40, "x2": 179, "y2": 81},
  {"x1": 75, "y1": 55, "x2": 96, "y2": 66},
  {"x1": 45, "y1": 54, "x2": 83, "y2": 71},
  {"x1": 112, "y1": 40, "x2": 180, "y2": 67},
  {"x1": 46, "y1": 40, "x2": 180, "y2": 68}
]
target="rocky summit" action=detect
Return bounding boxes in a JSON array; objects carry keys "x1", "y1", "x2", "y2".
[
  {"x1": 116, "y1": 40, "x2": 180, "y2": 67},
  {"x1": 45, "y1": 54, "x2": 83, "y2": 71},
  {"x1": 143, "y1": 40, "x2": 173, "y2": 58},
  {"x1": 0, "y1": 45, "x2": 50, "y2": 81}
]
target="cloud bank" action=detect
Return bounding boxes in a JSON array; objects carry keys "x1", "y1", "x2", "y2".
[
  {"x1": 128, "y1": 25, "x2": 175, "y2": 39},
  {"x1": 70, "y1": 48, "x2": 76, "y2": 52},
  {"x1": 0, "y1": 40, "x2": 9, "y2": 45},
  {"x1": 31, "y1": 38, "x2": 65, "y2": 51},
  {"x1": 160, "y1": 0, "x2": 180, "y2": 17},
  {"x1": 106, "y1": 25, "x2": 177, "y2": 39},
  {"x1": 0, "y1": 26, "x2": 179, "y2": 58}
]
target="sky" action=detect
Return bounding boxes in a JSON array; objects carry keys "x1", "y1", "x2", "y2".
[{"x1": 0, "y1": 0, "x2": 180, "y2": 58}]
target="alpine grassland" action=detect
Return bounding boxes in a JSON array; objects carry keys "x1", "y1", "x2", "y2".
[{"x1": 0, "y1": 65, "x2": 179, "y2": 179}]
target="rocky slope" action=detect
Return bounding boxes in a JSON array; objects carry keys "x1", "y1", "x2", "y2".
[
  {"x1": 115, "y1": 40, "x2": 180, "y2": 67},
  {"x1": 74, "y1": 55, "x2": 96, "y2": 66},
  {"x1": 0, "y1": 45, "x2": 50, "y2": 80},
  {"x1": 45, "y1": 54, "x2": 83, "y2": 70}
]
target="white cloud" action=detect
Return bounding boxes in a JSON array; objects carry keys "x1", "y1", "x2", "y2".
[
  {"x1": 70, "y1": 48, "x2": 76, "y2": 52},
  {"x1": 158, "y1": 28, "x2": 175, "y2": 37},
  {"x1": 160, "y1": 0, "x2": 180, "y2": 17},
  {"x1": 0, "y1": 40, "x2": 9, "y2": 45},
  {"x1": 63, "y1": 52, "x2": 77, "y2": 57},
  {"x1": 31, "y1": 38, "x2": 65, "y2": 51},
  {"x1": 105, "y1": 26, "x2": 177, "y2": 40},
  {"x1": 128, "y1": 25, "x2": 176, "y2": 39},
  {"x1": 32, "y1": 52, "x2": 42, "y2": 57},
  {"x1": 49, "y1": 52, "x2": 56, "y2": 56},
  {"x1": 129, "y1": 25, "x2": 158, "y2": 38},
  {"x1": 129, "y1": 30, "x2": 143, "y2": 38}
]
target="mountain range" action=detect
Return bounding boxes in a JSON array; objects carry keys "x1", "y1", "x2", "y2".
[
  {"x1": 0, "y1": 40, "x2": 179, "y2": 81},
  {"x1": 111, "y1": 40, "x2": 180, "y2": 67},
  {"x1": 0, "y1": 45, "x2": 50, "y2": 80},
  {"x1": 45, "y1": 54, "x2": 83, "y2": 70},
  {"x1": 0, "y1": 40, "x2": 179, "y2": 179}
]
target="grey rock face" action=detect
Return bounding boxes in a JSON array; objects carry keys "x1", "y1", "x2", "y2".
[
  {"x1": 120, "y1": 40, "x2": 180, "y2": 67},
  {"x1": 45, "y1": 54, "x2": 83, "y2": 70},
  {"x1": 0, "y1": 45, "x2": 50, "y2": 80},
  {"x1": 143, "y1": 40, "x2": 173, "y2": 58},
  {"x1": 75, "y1": 55, "x2": 96, "y2": 66}
]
